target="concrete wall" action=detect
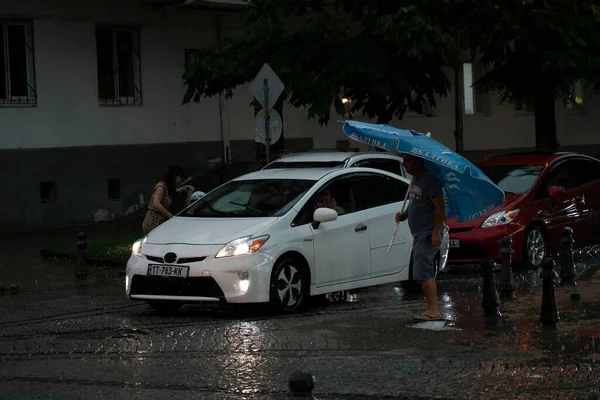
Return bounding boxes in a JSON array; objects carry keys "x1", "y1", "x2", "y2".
[
  {"x1": 0, "y1": 1, "x2": 317, "y2": 230},
  {"x1": 1, "y1": 1, "x2": 600, "y2": 230}
]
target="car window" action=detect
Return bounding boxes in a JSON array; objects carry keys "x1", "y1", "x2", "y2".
[
  {"x1": 479, "y1": 164, "x2": 544, "y2": 195},
  {"x1": 291, "y1": 177, "x2": 361, "y2": 226},
  {"x1": 352, "y1": 174, "x2": 409, "y2": 210},
  {"x1": 546, "y1": 161, "x2": 575, "y2": 190},
  {"x1": 184, "y1": 179, "x2": 314, "y2": 218},
  {"x1": 569, "y1": 159, "x2": 600, "y2": 187},
  {"x1": 352, "y1": 159, "x2": 403, "y2": 176}
]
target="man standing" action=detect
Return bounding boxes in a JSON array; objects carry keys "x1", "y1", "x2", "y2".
[{"x1": 396, "y1": 154, "x2": 446, "y2": 321}]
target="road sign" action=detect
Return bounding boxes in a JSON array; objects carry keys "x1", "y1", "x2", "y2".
[
  {"x1": 255, "y1": 109, "x2": 283, "y2": 145},
  {"x1": 250, "y1": 63, "x2": 284, "y2": 111}
]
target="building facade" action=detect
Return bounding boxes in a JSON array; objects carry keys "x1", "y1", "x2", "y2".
[{"x1": 1, "y1": 0, "x2": 599, "y2": 230}]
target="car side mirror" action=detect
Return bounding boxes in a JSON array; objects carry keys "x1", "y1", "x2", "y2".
[
  {"x1": 548, "y1": 186, "x2": 566, "y2": 198},
  {"x1": 311, "y1": 207, "x2": 338, "y2": 229}
]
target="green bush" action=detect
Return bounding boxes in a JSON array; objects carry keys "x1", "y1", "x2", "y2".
[{"x1": 45, "y1": 235, "x2": 138, "y2": 265}]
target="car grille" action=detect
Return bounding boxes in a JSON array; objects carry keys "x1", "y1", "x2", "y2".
[
  {"x1": 448, "y1": 243, "x2": 490, "y2": 261},
  {"x1": 449, "y1": 227, "x2": 474, "y2": 234},
  {"x1": 130, "y1": 275, "x2": 225, "y2": 298},
  {"x1": 145, "y1": 255, "x2": 207, "y2": 264}
]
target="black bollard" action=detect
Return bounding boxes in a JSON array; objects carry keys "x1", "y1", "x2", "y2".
[
  {"x1": 76, "y1": 232, "x2": 88, "y2": 280},
  {"x1": 498, "y1": 236, "x2": 516, "y2": 300},
  {"x1": 289, "y1": 371, "x2": 316, "y2": 399},
  {"x1": 481, "y1": 258, "x2": 502, "y2": 318},
  {"x1": 540, "y1": 258, "x2": 560, "y2": 328},
  {"x1": 559, "y1": 227, "x2": 576, "y2": 286}
]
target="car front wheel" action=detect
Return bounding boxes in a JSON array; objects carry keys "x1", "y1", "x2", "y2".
[
  {"x1": 524, "y1": 225, "x2": 546, "y2": 268},
  {"x1": 269, "y1": 257, "x2": 309, "y2": 313}
]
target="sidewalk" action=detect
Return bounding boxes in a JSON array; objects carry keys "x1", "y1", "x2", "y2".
[
  {"x1": 442, "y1": 262, "x2": 600, "y2": 364},
  {"x1": 0, "y1": 218, "x2": 141, "y2": 292}
]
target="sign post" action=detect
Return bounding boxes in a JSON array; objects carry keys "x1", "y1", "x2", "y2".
[
  {"x1": 263, "y1": 78, "x2": 270, "y2": 163},
  {"x1": 251, "y1": 63, "x2": 284, "y2": 164}
]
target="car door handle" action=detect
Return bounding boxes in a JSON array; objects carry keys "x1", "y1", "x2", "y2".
[{"x1": 355, "y1": 224, "x2": 367, "y2": 233}]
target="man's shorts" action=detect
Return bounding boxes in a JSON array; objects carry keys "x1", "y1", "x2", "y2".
[{"x1": 411, "y1": 233, "x2": 437, "y2": 281}]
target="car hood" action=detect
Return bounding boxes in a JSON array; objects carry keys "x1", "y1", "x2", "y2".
[
  {"x1": 145, "y1": 217, "x2": 278, "y2": 245},
  {"x1": 446, "y1": 193, "x2": 525, "y2": 229}
]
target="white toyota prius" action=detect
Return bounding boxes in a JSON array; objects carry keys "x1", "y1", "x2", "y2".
[{"x1": 126, "y1": 167, "x2": 449, "y2": 312}]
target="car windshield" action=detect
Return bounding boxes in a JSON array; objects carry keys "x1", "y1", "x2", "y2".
[
  {"x1": 264, "y1": 161, "x2": 345, "y2": 169},
  {"x1": 183, "y1": 179, "x2": 315, "y2": 218},
  {"x1": 479, "y1": 164, "x2": 544, "y2": 195}
]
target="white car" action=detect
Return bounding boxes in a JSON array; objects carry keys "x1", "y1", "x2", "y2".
[
  {"x1": 126, "y1": 167, "x2": 449, "y2": 313},
  {"x1": 263, "y1": 151, "x2": 409, "y2": 178}
]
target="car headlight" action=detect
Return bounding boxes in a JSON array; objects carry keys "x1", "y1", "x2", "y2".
[
  {"x1": 481, "y1": 210, "x2": 520, "y2": 228},
  {"x1": 132, "y1": 237, "x2": 147, "y2": 256},
  {"x1": 215, "y1": 235, "x2": 269, "y2": 259}
]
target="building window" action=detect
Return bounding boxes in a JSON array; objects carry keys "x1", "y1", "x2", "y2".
[
  {"x1": 515, "y1": 98, "x2": 534, "y2": 114},
  {"x1": 40, "y1": 182, "x2": 56, "y2": 204},
  {"x1": 107, "y1": 178, "x2": 121, "y2": 200},
  {"x1": 566, "y1": 80, "x2": 587, "y2": 114},
  {"x1": 405, "y1": 90, "x2": 436, "y2": 117},
  {"x1": 0, "y1": 19, "x2": 36, "y2": 106},
  {"x1": 95, "y1": 25, "x2": 142, "y2": 106},
  {"x1": 184, "y1": 48, "x2": 201, "y2": 65},
  {"x1": 463, "y1": 63, "x2": 491, "y2": 115}
]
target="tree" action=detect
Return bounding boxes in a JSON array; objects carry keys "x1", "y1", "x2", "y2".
[
  {"x1": 472, "y1": 0, "x2": 600, "y2": 150},
  {"x1": 183, "y1": 1, "x2": 453, "y2": 127}
]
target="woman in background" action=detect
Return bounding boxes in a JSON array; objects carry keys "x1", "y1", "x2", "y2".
[{"x1": 142, "y1": 165, "x2": 194, "y2": 235}]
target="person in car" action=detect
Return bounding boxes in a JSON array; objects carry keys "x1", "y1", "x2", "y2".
[
  {"x1": 316, "y1": 188, "x2": 345, "y2": 215},
  {"x1": 395, "y1": 154, "x2": 445, "y2": 321}
]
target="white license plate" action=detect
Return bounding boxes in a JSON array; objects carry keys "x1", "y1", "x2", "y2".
[
  {"x1": 449, "y1": 239, "x2": 460, "y2": 248},
  {"x1": 147, "y1": 265, "x2": 189, "y2": 278}
]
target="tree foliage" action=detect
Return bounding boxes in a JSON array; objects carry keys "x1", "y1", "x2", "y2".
[
  {"x1": 183, "y1": 0, "x2": 453, "y2": 124},
  {"x1": 471, "y1": 0, "x2": 600, "y2": 149},
  {"x1": 183, "y1": 0, "x2": 600, "y2": 150}
]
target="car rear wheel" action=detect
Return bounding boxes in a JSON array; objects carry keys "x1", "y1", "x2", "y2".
[
  {"x1": 524, "y1": 226, "x2": 546, "y2": 269},
  {"x1": 269, "y1": 257, "x2": 309, "y2": 313},
  {"x1": 147, "y1": 300, "x2": 183, "y2": 313}
]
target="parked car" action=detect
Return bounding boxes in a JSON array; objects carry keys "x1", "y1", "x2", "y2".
[
  {"x1": 263, "y1": 151, "x2": 409, "y2": 178},
  {"x1": 126, "y1": 167, "x2": 449, "y2": 313},
  {"x1": 447, "y1": 152, "x2": 600, "y2": 268}
]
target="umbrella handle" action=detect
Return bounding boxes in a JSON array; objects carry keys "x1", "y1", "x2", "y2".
[
  {"x1": 387, "y1": 179, "x2": 413, "y2": 253},
  {"x1": 387, "y1": 222, "x2": 399, "y2": 253}
]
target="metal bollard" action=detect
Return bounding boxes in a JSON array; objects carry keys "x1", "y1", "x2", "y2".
[
  {"x1": 481, "y1": 258, "x2": 502, "y2": 318},
  {"x1": 289, "y1": 371, "x2": 316, "y2": 399},
  {"x1": 498, "y1": 236, "x2": 516, "y2": 300},
  {"x1": 559, "y1": 227, "x2": 576, "y2": 286},
  {"x1": 76, "y1": 232, "x2": 88, "y2": 279},
  {"x1": 540, "y1": 258, "x2": 559, "y2": 328}
]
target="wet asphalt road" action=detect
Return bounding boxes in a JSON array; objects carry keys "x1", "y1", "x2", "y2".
[{"x1": 1, "y1": 263, "x2": 600, "y2": 400}]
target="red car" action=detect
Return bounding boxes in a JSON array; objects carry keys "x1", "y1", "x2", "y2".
[{"x1": 446, "y1": 152, "x2": 600, "y2": 268}]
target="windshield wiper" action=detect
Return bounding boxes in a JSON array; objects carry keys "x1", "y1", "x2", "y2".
[
  {"x1": 195, "y1": 199, "x2": 236, "y2": 217},
  {"x1": 229, "y1": 201, "x2": 262, "y2": 213}
]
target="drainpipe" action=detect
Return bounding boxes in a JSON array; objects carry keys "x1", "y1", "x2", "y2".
[{"x1": 215, "y1": 15, "x2": 231, "y2": 163}]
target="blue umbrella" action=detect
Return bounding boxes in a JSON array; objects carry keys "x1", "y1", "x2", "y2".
[{"x1": 343, "y1": 120, "x2": 505, "y2": 223}]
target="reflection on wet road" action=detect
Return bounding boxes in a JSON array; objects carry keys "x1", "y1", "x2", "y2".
[{"x1": 1, "y1": 264, "x2": 599, "y2": 399}]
